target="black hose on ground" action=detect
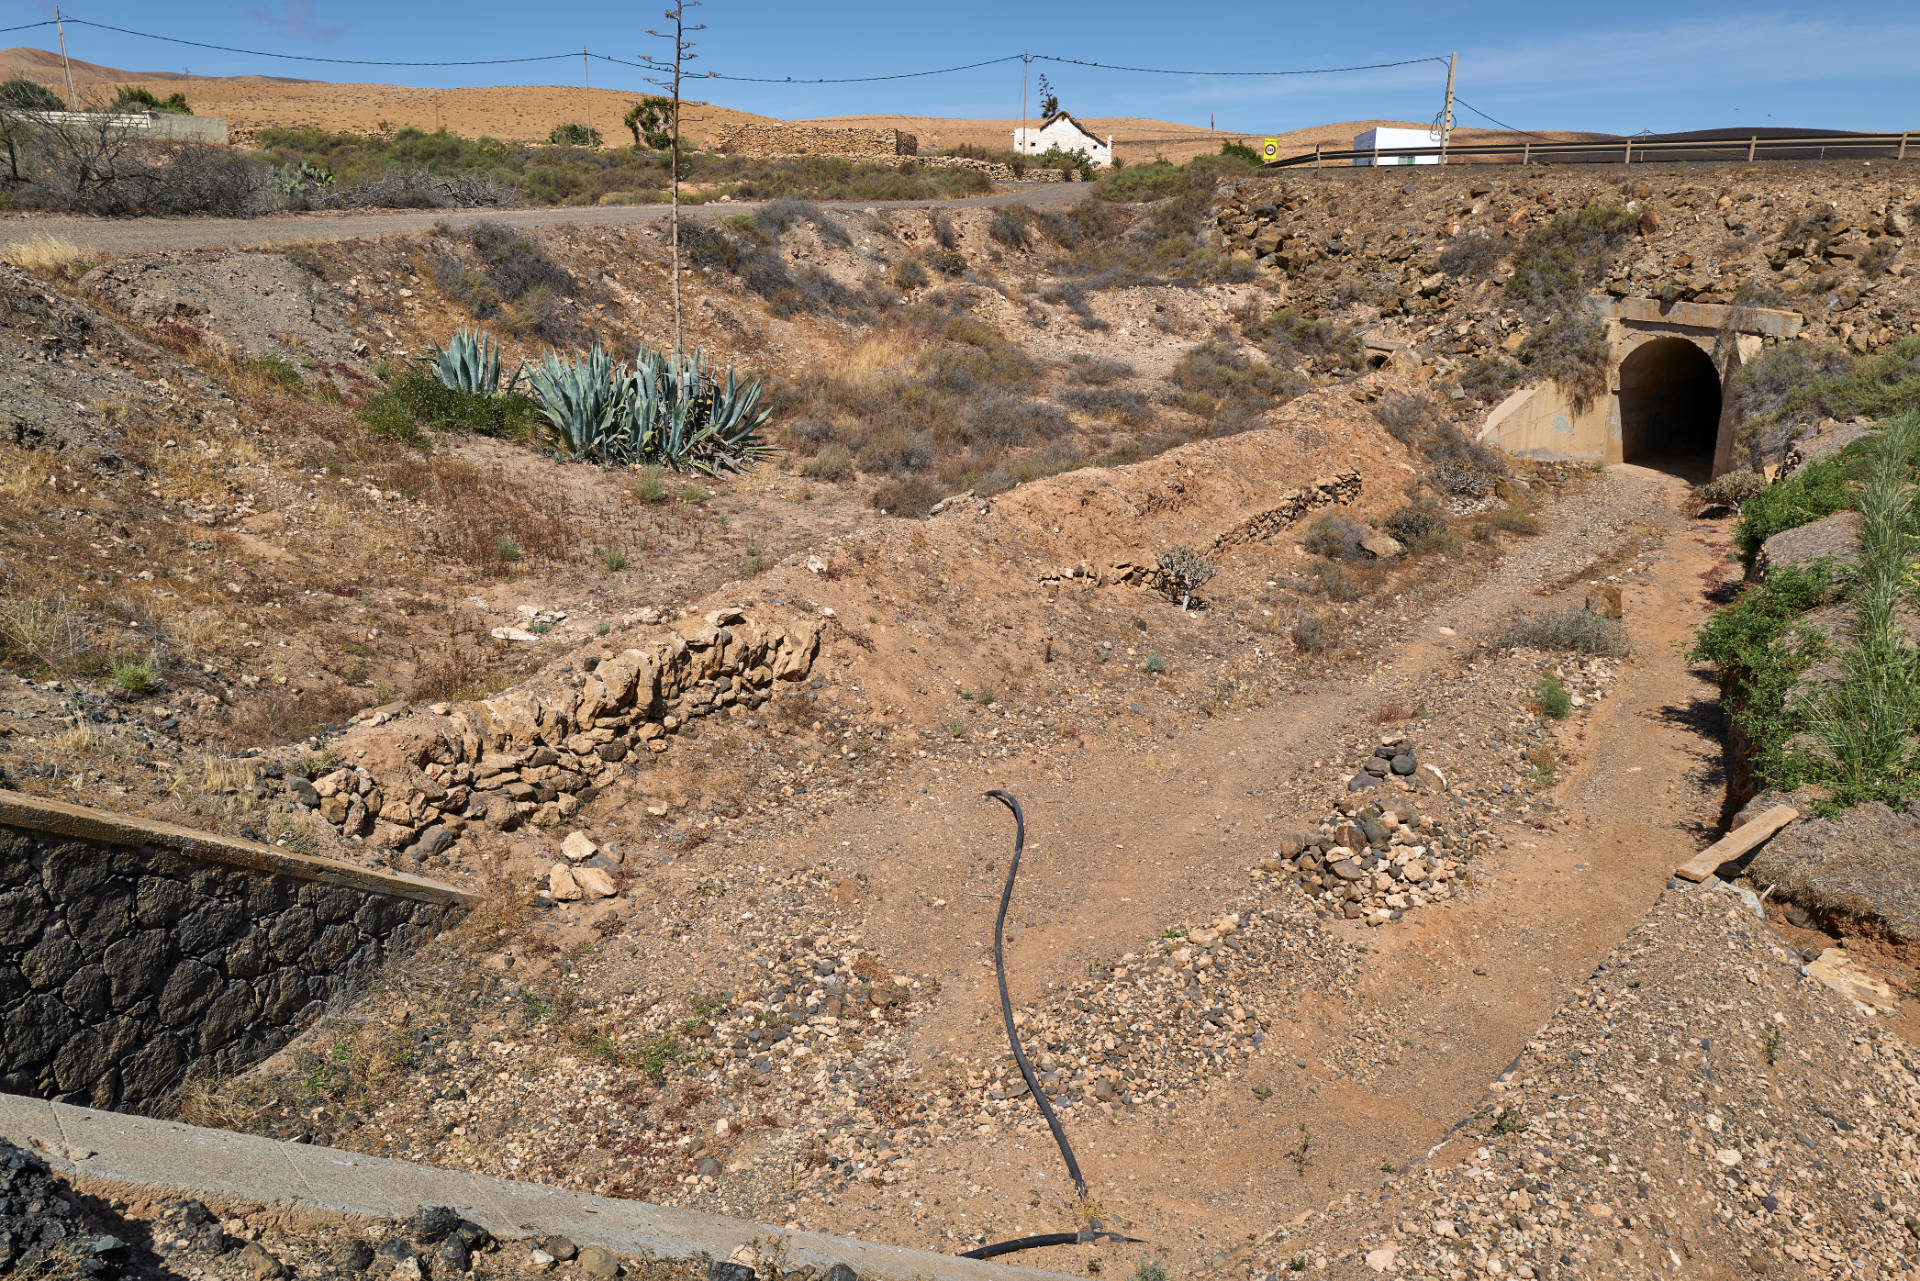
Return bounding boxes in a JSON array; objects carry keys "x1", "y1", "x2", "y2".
[{"x1": 958, "y1": 789, "x2": 1142, "y2": 1262}]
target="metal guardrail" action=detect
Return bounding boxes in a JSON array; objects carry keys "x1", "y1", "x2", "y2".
[{"x1": 1268, "y1": 131, "x2": 1920, "y2": 169}]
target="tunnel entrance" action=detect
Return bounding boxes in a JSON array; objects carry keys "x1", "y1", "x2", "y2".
[{"x1": 1617, "y1": 337, "x2": 1722, "y2": 471}]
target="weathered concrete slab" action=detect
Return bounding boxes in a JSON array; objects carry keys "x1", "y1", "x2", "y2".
[
  {"x1": 1588, "y1": 295, "x2": 1804, "y2": 339},
  {"x1": 3, "y1": 1094, "x2": 1071, "y2": 1281}
]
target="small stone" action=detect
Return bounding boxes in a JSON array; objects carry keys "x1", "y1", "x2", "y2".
[
  {"x1": 542, "y1": 1238, "x2": 578, "y2": 1263},
  {"x1": 823, "y1": 1266, "x2": 859, "y2": 1281},
  {"x1": 1329, "y1": 859, "x2": 1366, "y2": 882},
  {"x1": 286, "y1": 777, "x2": 319, "y2": 808},
  {"x1": 1389, "y1": 753, "x2": 1416, "y2": 775},
  {"x1": 574, "y1": 866, "x2": 617, "y2": 899},
  {"x1": 561, "y1": 830, "x2": 599, "y2": 862},
  {"x1": 529, "y1": 1251, "x2": 557, "y2": 1272},
  {"x1": 438, "y1": 1235, "x2": 474, "y2": 1274},
  {"x1": 707, "y1": 1263, "x2": 756, "y2": 1281},
  {"x1": 548, "y1": 863, "x2": 583, "y2": 901},
  {"x1": 578, "y1": 1246, "x2": 621, "y2": 1279},
  {"x1": 235, "y1": 1241, "x2": 287, "y2": 1280},
  {"x1": 1348, "y1": 772, "x2": 1381, "y2": 792}
]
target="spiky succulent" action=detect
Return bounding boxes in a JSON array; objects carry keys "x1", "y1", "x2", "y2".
[
  {"x1": 526, "y1": 344, "x2": 624, "y2": 459},
  {"x1": 616, "y1": 346, "x2": 772, "y2": 475},
  {"x1": 425, "y1": 326, "x2": 509, "y2": 397},
  {"x1": 524, "y1": 343, "x2": 771, "y2": 472}
]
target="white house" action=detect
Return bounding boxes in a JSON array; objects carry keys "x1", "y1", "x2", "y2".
[
  {"x1": 1351, "y1": 126, "x2": 1441, "y2": 166},
  {"x1": 1011, "y1": 112, "x2": 1112, "y2": 167}
]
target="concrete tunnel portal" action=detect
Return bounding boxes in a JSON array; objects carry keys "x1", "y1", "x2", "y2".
[{"x1": 1616, "y1": 337, "x2": 1723, "y2": 466}]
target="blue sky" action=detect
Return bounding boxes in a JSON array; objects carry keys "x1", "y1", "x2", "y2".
[{"x1": 23, "y1": 0, "x2": 1920, "y2": 135}]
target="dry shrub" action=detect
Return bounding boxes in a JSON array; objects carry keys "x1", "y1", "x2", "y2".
[
  {"x1": 0, "y1": 585, "x2": 91, "y2": 674},
  {"x1": 1370, "y1": 700, "x2": 1418, "y2": 723},
  {"x1": 1291, "y1": 613, "x2": 1339, "y2": 653},
  {"x1": 871, "y1": 474, "x2": 944, "y2": 516},
  {"x1": 1494, "y1": 607, "x2": 1628, "y2": 657},
  {"x1": 1518, "y1": 312, "x2": 1610, "y2": 412},
  {"x1": 1303, "y1": 514, "x2": 1370, "y2": 561}
]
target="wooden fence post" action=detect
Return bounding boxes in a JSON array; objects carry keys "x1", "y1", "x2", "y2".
[
  {"x1": 1521, "y1": 141, "x2": 1530, "y2": 166},
  {"x1": 1902, "y1": 132, "x2": 1910, "y2": 161},
  {"x1": 1624, "y1": 138, "x2": 1632, "y2": 165},
  {"x1": 1747, "y1": 135, "x2": 1757, "y2": 162}
]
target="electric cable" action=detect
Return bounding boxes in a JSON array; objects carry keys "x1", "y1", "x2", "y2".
[
  {"x1": 58, "y1": 18, "x2": 579, "y2": 67},
  {"x1": 1453, "y1": 96, "x2": 1555, "y2": 142},
  {"x1": 0, "y1": 20, "x2": 58, "y2": 35},
  {"x1": 1031, "y1": 53, "x2": 1449, "y2": 77},
  {"x1": 958, "y1": 790, "x2": 1142, "y2": 1261}
]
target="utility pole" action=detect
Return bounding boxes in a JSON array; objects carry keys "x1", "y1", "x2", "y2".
[
  {"x1": 582, "y1": 47, "x2": 593, "y2": 142},
  {"x1": 645, "y1": 2, "x2": 705, "y2": 356},
  {"x1": 1438, "y1": 50, "x2": 1457, "y2": 165},
  {"x1": 1019, "y1": 53, "x2": 1029, "y2": 157},
  {"x1": 54, "y1": 6, "x2": 77, "y2": 107}
]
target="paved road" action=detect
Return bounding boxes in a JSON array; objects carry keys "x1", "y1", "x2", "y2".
[{"x1": 0, "y1": 182, "x2": 1090, "y2": 254}]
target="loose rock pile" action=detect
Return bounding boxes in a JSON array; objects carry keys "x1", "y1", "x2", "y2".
[
  {"x1": 1263, "y1": 737, "x2": 1484, "y2": 925},
  {"x1": 285, "y1": 609, "x2": 823, "y2": 871}
]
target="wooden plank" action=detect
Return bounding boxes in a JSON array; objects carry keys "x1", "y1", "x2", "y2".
[{"x1": 1674, "y1": 805, "x2": 1799, "y2": 883}]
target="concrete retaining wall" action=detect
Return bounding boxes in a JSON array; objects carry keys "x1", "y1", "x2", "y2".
[
  {"x1": 0, "y1": 1092, "x2": 1069, "y2": 1281},
  {"x1": 0, "y1": 791, "x2": 470, "y2": 1114}
]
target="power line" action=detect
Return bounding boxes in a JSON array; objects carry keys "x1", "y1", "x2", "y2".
[
  {"x1": 591, "y1": 51, "x2": 1025, "y2": 84},
  {"x1": 1453, "y1": 96, "x2": 1553, "y2": 141},
  {"x1": 59, "y1": 18, "x2": 578, "y2": 67},
  {"x1": 0, "y1": 20, "x2": 58, "y2": 35},
  {"x1": 1031, "y1": 53, "x2": 1450, "y2": 77}
]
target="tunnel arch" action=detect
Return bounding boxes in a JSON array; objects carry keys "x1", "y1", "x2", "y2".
[{"x1": 1617, "y1": 337, "x2": 1722, "y2": 466}]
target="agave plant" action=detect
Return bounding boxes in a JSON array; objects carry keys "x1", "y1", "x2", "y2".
[
  {"x1": 425, "y1": 326, "x2": 509, "y2": 397},
  {"x1": 616, "y1": 346, "x2": 772, "y2": 474},
  {"x1": 525, "y1": 345, "x2": 626, "y2": 460}
]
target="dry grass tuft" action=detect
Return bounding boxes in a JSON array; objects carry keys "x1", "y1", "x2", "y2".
[{"x1": 1, "y1": 234, "x2": 100, "y2": 280}]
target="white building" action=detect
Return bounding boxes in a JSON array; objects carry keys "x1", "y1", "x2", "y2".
[
  {"x1": 1011, "y1": 112, "x2": 1112, "y2": 167},
  {"x1": 1351, "y1": 126, "x2": 1441, "y2": 166}
]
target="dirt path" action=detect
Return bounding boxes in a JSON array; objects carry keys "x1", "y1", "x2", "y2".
[
  {"x1": 712, "y1": 465, "x2": 1732, "y2": 1267},
  {"x1": 0, "y1": 182, "x2": 1088, "y2": 254}
]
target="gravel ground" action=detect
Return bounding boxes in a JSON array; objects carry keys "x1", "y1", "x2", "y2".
[{"x1": 1290, "y1": 881, "x2": 1920, "y2": 1279}]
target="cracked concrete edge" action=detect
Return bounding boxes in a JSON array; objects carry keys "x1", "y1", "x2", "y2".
[
  {"x1": 0, "y1": 787, "x2": 472, "y2": 908},
  {"x1": 0, "y1": 1094, "x2": 1071, "y2": 1281}
]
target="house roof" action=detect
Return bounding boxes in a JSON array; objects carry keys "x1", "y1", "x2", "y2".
[{"x1": 1033, "y1": 111, "x2": 1105, "y2": 146}]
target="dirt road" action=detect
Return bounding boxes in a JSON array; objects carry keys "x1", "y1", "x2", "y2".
[
  {"x1": 0, "y1": 182, "x2": 1089, "y2": 254},
  {"x1": 717, "y1": 464, "x2": 1731, "y2": 1269}
]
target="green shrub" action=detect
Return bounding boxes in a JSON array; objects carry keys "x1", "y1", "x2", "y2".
[
  {"x1": 1731, "y1": 336, "x2": 1920, "y2": 462},
  {"x1": 110, "y1": 85, "x2": 191, "y2": 115},
  {"x1": 633, "y1": 467, "x2": 670, "y2": 503},
  {"x1": 1141, "y1": 651, "x2": 1166, "y2": 674},
  {"x1": 1494, "y1": 608, "x2": 1628, "y2": 657},
  {"x1": 1504, "y1": 203, "x2": 1638, "y2": 306},
  {"x1": 1241, "y1": 306, "x2": 1364, "y2": 370},
  {"x1": 109, "y1": 654, "x2": 157, "y2": 695},
  {"x1": 358, "y1": 371, "x2": 541, "y2": 443},
  {"x1": 1533, "y1": 672, "x2": 1573, "y2": 719},
  {"x1": 1733, "y1": 455, "x2": 1853, "y2": 561},
  {"x1": 1156, "y1": 546, "x2": 1218, "y2": 611},
  {"x1": 0, "y1": 79, "x2": 64, "y2": 111},
  {"x1": 495, "y1": 537, "x2": 522, "y2": 563},
  {"x1": 240, "y1": 356, "x2": 304, "y2": 392},
  {"x1": 547, "y1": 122, "x2": 602, "y2": 147}
]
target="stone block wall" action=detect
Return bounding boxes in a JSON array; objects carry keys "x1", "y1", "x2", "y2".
[
  {"x1": 711, "y1": 124, "x2": 917, "y2": 158},
  {"x1": 291, "y1": 609, "x2": 824, "y2": 869},
  {"x1": 0, "y1": 792, "x2": 471, "y2": 1114}
]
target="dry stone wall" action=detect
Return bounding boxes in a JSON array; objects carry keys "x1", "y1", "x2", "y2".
[
  {"x1": 292, "y1": 610, "x2": 824, "y2": 868},
  {"x1": 0, "y1": 791, "x2": 470, "y2": 1114},
  {"x1": 712, "y1": 124, "x2": 918, "y2": 158}
]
